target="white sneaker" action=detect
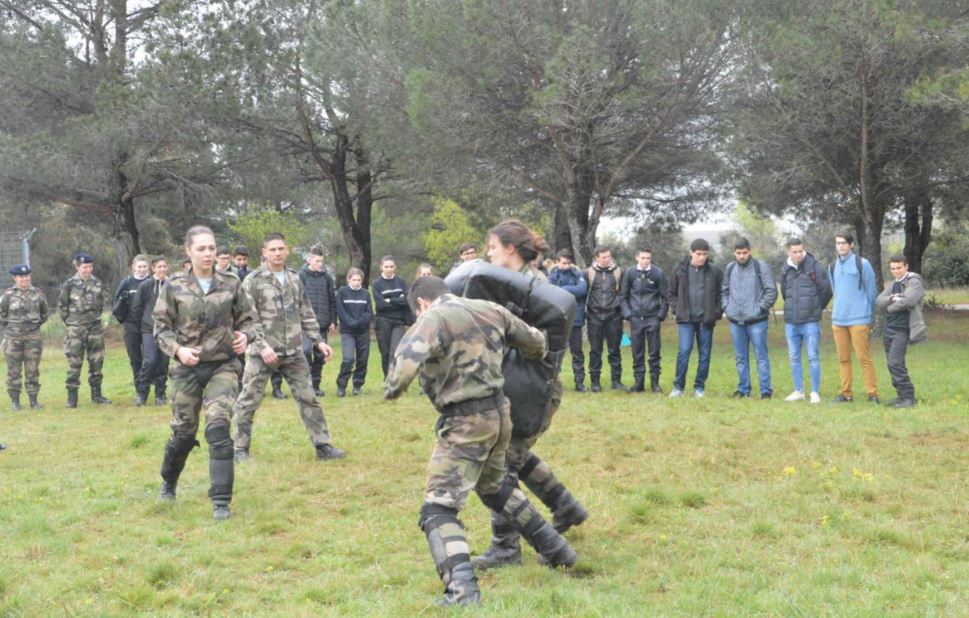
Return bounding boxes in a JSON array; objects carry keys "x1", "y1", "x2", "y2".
[
  {"x1": 810, "y1": 392, "x2": 821, "y2": 404},
  {"x1": 694, "y1": 388, "x2": 705, "y2": 398},
  {"x1": 669, "y1": 389, "x2": 683, "y2": 398},
  {"x1": 784, "y1": 391, "x2": 805, "y2": 402}
]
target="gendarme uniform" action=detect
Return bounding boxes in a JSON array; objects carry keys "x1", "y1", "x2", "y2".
[
  {"x1": 1, "y1": 265, "x2": 49, "y2": 410},
  {"x1": 473, "y1": 263, "x2": 588, "y2": 570},
  {"x1": 234, "y1": 266, "x2": 344, "y2": 460},
  {"x1": 153, "y1": 268, "x2": 261, "y2": 519},
  {"x1": 384, "y1": 293, "x2": 576, "y2": 608},
  {"x1": 56, "y1": 254, "x2": 110, "y2": 406}
]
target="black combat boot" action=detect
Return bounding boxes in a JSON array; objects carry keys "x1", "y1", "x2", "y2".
[
  {"x1": 155, "y1": 386, "x2": 167, "y2": 405},
  {"x1": 8, "y1": 391, "x2": 21, "y2": 411},
  {"x1": 421, "y1": 504, "x2": 481, "y2": 608},
  {"x1": 589, "y1": 377, "x2": 602, "y2": 393},
  {"x1": 650, "y1": 375, "x2": 662, "y2": 393},
  {"x1": 91, "y1": 385, "x2": 112, "y2": 405},
  {"x1": 626, "y1": 377, "x2": 645, "y2": 393},
  {"x1": 315, "y1": 443, "x2": 347, "y2": 460},
  {"x1": 551, "y1": 490, "x2": 590, "y2": 534},
  {"x1": 66, "y1": 388, "x2": 78, "y2": 409},
  {"x1": 312, "y1": 379, "x2": 324, "y2": 398},
  {"x1": 470, "y1": 511, "x2": 522, "y2": 571},
  {"x1": 272, "y1": 385, "x2": 286, "y2": 399},
  {"x1": 520, "y1": 515, "x2": 578, "y2": 568},
  {"x1": 207, "y1": 421, "x2": 234, "y2": 521},
  {"x1": 28, "y1": 394, "x2": 41, "y2": 410},
  {"x1": 519, "y1": 456, "x2": 589, "y2": 535}
]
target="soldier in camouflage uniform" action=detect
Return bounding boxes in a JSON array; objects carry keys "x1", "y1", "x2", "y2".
[
  {"x1": 385, "y1": 276, "x2": 577, "y2": 608},
  {"x1": 233, "y1": 233, "x2": 346, "y2": 462},
  {"x1": 56, "y1": 253, "x2": 112, "y2": 408},
  {"x1": 154, "y1": 226, "x2": 263, "y2": 521},
  {"x1": 1, "y1": 264, "x2": 49, "y2": 410},
  {"x1": 474, "y1": 220, "x2": 589, "y2": 570}
]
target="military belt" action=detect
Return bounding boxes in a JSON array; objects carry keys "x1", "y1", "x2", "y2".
[{"x1": 437, "y1": 393, "x2": 505, "y2": 417}]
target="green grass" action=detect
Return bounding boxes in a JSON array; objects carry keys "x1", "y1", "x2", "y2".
[
  {"x1": 2, "y1": 312, "x2": 969, "y2": 615},
  {"x1": 925, "y1": 287, "x2": 969, "y2": 306}
]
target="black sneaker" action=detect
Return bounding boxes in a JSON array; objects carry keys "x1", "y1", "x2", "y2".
[
  {"x1": 352, "y1": 387, "x2": 361, "y2": 396},
  {"x1": 761, "y1": 392, "x2": 772, "y2": 400},
  {"x1": 611, "y1": 382, "x2": 625, "y2": 391},
  {"x1": 155, "y1": 395, "x2": 168, "y2": 406},
  {"x1": 590, "y1": 383, "x2": 602, "y2": 393},
  {"x1": 213, "y1": 505, "x2": 231, "y2": 521},
  {"x1": 732, "y1": 390, "x2": 750, "y2": 398},
  {"x1": 159, "y1": 481, "x2": 176, "y2": 501},
  {"x1": 885, "y1": 397, "x2": 899, "y2": 407},
  {"x1": 316, "y1": 443, "x2": 347, "y2": 460},
  {"x1": 272, "y1": 387, "x2": 287, "y2": 400},
  {"x1": 134, "y1": 396, "x2": 146, "y2": 407},
  {"x1": 234, "y1": 449, "x2": 252, "y2": 462},
  {"x1": 574, "y1": 383, "x2": 586, "y2": 393},
  {"x1": 894, "y1": 399, "x2": 916, "y2": 408},
  {"x1": 867, "y1": 395, "x2": 880, "y2": 404},
  {"x1": 314, "y1": 388, "x2": 325, "y2": 397},
  {"x1": 336, "y1": 387, "x2": 346, "y2": 398},
  {"x1": 832, "y1": 395, "x2": 854, "y2": 403}
]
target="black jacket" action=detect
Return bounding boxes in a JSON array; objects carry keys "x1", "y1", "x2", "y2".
[
  {"x1": 585, "y1": 264, "x2": 622, "y2": 318},
  {"x1": 668, "y1": 257, "x2": 723, "y2": 326},
  {"x1": 371, "y1": 275, "x2": 410, "y2": 323},
  {"x1": 620, "y1": 265, "x2": 668, "y2": 320},
  {"x1": 780, "y1": 253, "x2": 832, "y2": 325},
  {"x1": 114, "y1": 275, "x2": 147, "y2": 327},
  {"x1": 131, "y1": 277, "x2": 166, "y2": 334},
  {"x1": 299, "y1": 266, "x2": 337, "y2": 329},
  {"x1": 337, "y1": 286, "x2": 373, "y2": 334}
]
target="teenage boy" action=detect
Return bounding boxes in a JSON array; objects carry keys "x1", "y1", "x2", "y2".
[
  {"x1": 722, "y1": 238, "x2": 777, "y2": 399},
  {"x1": 667, "y1": 239, "x2": 723, "y2": 398},
  {"x1": 548, "y1": 250, "x2": 588, "y2": 392},
  {"x1": 779, "y1": 238, "x2": 831, "y2": 404},
  {"x1": 619, "y1": 247, "x2": 668, "y2": 393},
  {"x1": 874, "y1": 255, "x2": 926, "y2": 408},
  {"x1": 829, "y1": 232, "x2": 879, "y2": 403},
  {"x1": 585, "y1": 246, "x2": 623, "y2": 391}
]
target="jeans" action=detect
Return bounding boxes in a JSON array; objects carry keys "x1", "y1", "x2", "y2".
[
  {"x1": 729, "y1": 320, "x2": 772, "y2": 396},
  {"x1": 785, "y1": 321, "x2": 820, "y2": 394},
  {"x1": 674, "y1": 322, "x2": 713, "y2": 391}
]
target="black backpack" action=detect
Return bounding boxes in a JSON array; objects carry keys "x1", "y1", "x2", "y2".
[{"x1": 112, "y1": 277, "x2": 132, "y2": 323}]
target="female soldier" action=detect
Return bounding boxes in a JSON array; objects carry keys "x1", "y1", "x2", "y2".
[
  {"x1": 415, "y1": 263, "x2": 434, "y2": 280},
  {"x1": 1, "y1": 264, "x2": 49, "y2": 410},
  {"x1": 153, "y1": 226, "x2": 261, "y2": 521},
  {"x1": 472, "y1": 219, "x2": 589, "y2": 570}
]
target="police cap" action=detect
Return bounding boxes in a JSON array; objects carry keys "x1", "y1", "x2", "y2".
[{"x1": 9, "y1": 264, "x2": 30, "y2": 276}]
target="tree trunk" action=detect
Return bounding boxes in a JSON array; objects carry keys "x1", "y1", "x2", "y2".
[
  {"x1": 353, "y1": 147, "x2": 374, "y2": 283},
  {"x1": 325, "y1": 133, "x2": 373, "y2": 283},
  {"x1": 902, "y1": 191, "x2": 933, "y2": 275}
]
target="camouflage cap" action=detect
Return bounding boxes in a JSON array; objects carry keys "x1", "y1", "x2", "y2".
[{"x1": 9, "y1": 264, "x2": 30, "y2": 275}]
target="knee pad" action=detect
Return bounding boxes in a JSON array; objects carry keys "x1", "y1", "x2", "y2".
[
  {"x1": 418, "y1": 503, "x2": 461, "y2": 532},
  {"x1": 477, "y1": 479, "x2": 516, "y2": 513},
  {"x1": 170, "y1": 432, "x2": 200, "y2": 455},
  {"x1": 205, "y1": 420, "x2": 234, "y2": 459}
]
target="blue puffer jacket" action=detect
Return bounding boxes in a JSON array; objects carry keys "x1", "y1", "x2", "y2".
[{"x1": 548, "y1": 266, "x2": 587, "y2": 326}]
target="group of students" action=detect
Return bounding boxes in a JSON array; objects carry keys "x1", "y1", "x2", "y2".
[{"x1": 546, "y1": 233, "x2": 927, "y2": 409}]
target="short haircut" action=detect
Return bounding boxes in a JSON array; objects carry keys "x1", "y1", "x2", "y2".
[
  {"x1": 690, "y1": 238, "x2": 710, "y2": 252},
  {"x1": 263, "y1": 232, "x2": 285, "y2": 245},
  {"x1": 786, "y1": 238, "x2": 804, "y2": 248},
  {"x1": 182, "y1": 257, "x2": 192, "y2": 266},
  {"x1": 457, "y1": 242, "x2": 476, "y2": 255},
  {"x1": 594, "y1": 245, "x2": 611, "y2": 257},
  {"x1": 232, "y1": 245, "x2": 249, "y2": 257},
  {"x1": 309, "y1": 245, "x2": 325, "y2": 257},
  {"x1": 408, "y1": 276, "x2": 450, "y2": 312},
  {"x1": 889, "y1": 253, "x2": 908, "y2": 265},
  {"x1": 635, "y1": 246, "x2": 652, "y2": 255},
  {"x1": 217, "y1": 245, "x2": 230, "y2": 256},
  {"x1": 555, "y1": 249, "x2": 573, "y2": 261},
  {"x1": 380, "y1": 255, "x2": 396, "y2": 266},
  {"x1": 346, "y1": 267, "x2": 364, "y2": 281},
  {"x1": 733, "y1": 237, "x2": 751, "y2": 251},
  {"x1": 151, "y1": 255, "x2": 168, "y2": 266},
  {"x1": 835, "y1": 232, "x2": 854, "y2": 245}
]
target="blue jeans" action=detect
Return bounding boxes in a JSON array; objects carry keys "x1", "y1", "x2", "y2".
[
  {"x1": 786, "y1": 321, "x2": 821, "y2": 394},
  {"x1": 730, "y1": 320, "x2": 772, "y2": 396},
  {"x1": 674, "y1": 322, "x2": 713, "y2": 391}
]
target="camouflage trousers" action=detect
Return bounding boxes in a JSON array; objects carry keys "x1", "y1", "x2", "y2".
[
  {"x1": 425, "y1": 397, "x2": 530, "y2": 518},
  {"x1": 168, "y1": 359, "x2": 242, "y2": 435},
  {"x1": 4, "y1": 333, "x2": 43, "y2": 396},
  {"x1": 234, "y1": 352, "x2": 331, "y2": 450},
  {"x1": 64, "y1": 322, "x2": 104, "y2": 389}
]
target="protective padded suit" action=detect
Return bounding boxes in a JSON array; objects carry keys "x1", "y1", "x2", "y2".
[{"x1": 445, "y1": 261, "x2": 589, "y2": 569}]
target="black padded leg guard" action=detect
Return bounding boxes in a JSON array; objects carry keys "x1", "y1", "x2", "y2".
[
  {"x1": 160, "y1": 432, "x2": 199, "y2": 486},
  {"x1": 206, "y1": 421, "x2": 234, "y2": 507},
  {"x1": 419, "y1": 503, "x2": 480, "y2": 607}
]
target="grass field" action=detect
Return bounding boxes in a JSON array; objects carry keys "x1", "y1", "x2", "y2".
[{"x1": 2, "y1": 311, "x2": 968, "y2": 616}]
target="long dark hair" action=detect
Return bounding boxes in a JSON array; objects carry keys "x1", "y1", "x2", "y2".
[{"x1": 488, "y1": 219, "x2": 549, "y2": 263}]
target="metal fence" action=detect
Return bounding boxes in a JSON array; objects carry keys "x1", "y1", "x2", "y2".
[{"x1": 0, "y1": 229, "x2": 36, "y2": 274}]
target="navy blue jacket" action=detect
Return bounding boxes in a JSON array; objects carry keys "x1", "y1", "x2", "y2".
[
  {"x1": 548, "y1": 266, "x2": 587, "y2": 326},
  {"x1": 299, "y1": 266, "x2": 337, "y2": 329},
  {"x1": 337, "y1": 286, "x2": 373, "y2": 335},
  {"x1": 371, "y1": 275, "x2": 410, "y2": 323}
]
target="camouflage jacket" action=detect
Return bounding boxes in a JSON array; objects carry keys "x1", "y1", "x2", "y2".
[
  {"x1": 384, "y1": 294, "x2": 547, "y2": 409},
  {"x1": 57, "y1": 274, "x2": 108, "y2": 326},
  {"x1": 241, "y1": 266, "x2": 322, "y2": 356},
  {"x1": 153, "y1": 269, "x2": 262, "y2": 362},
  {"x1": 0, "y1": 285, "x2": 49, "y2": 337}
]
